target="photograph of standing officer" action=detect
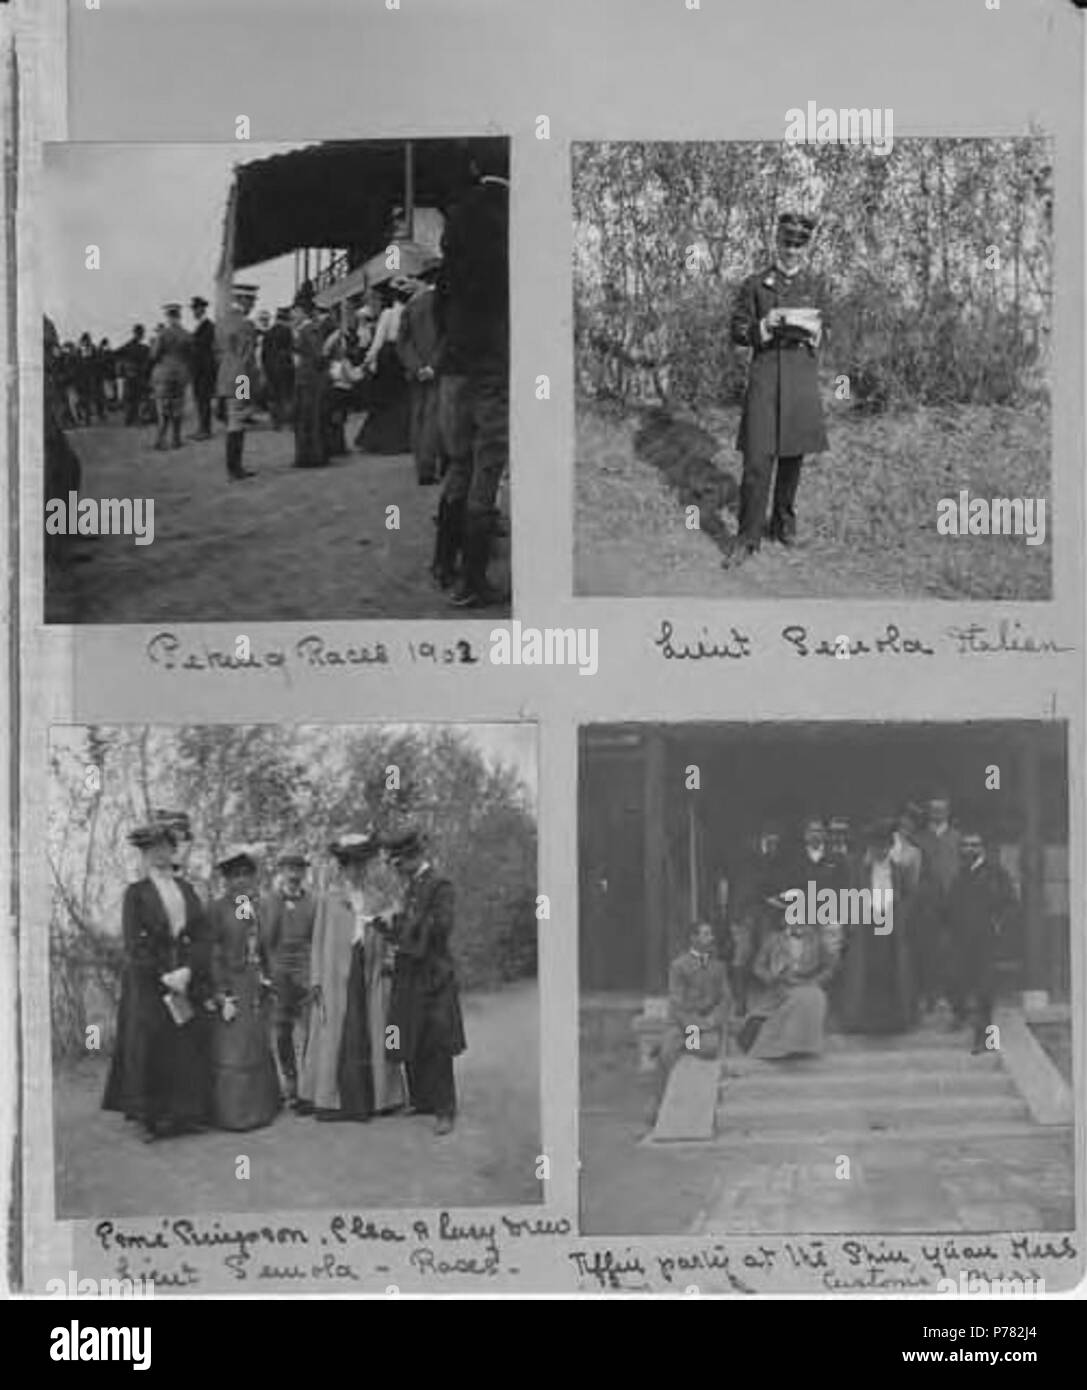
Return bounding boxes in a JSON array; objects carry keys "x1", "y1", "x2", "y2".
[
  {"x1": 215, "y1": 281, "x2": 259, "y2": 480},
  {"x1": 727, "y1": 212, "x2": 830, "y2": 563}
]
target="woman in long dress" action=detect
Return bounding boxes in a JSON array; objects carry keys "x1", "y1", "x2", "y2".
[
  {"x1": 103, "y1": 822, "x2": 212, "y2": 1141},
  {"x1": 206, "y1": 848, "x2": 280, "y2": 1131},
  {"x1": 299, "y1": 832, "x2": 405, "y2": 1121},
  {"x1": 746, "y1": 916, "x2": 837, "y2": 1060},
  {"x1": 838, "y1": 821, "x2": 915, "y2": 1034}
]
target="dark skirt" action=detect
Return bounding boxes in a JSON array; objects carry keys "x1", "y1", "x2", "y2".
[
  {"x1": 210, "y1": 967, "x2": 279, "y2": 1131},
  {"x1": 336, "y1": 942, "x2": 375, "y2": 1119},
  {"x1": 103, "y1": 973, "x2": 210, "y2": 1128},
  {"x1": 356, "y1": 345, "x2": 411, "y2": 454},
  {"x1": 293, "y1": 377, "x2": 329, "y2": 467}
]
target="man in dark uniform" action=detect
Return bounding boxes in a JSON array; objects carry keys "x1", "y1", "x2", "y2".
[
  {"x1": 380, "y1": 829, "x2": 466, "y2": 1135},
  {"x1": 728, "y1": 212, "x2": 830, "y2": 563},
  {"x1": 118, "y1": 323, "x2": 151, "y2": 427},
  {"x1": 945, "y1": 828, "x2": 1018, "y2": 1053},
  {"x1": 260, "y1": 850, "x2": 317, "y2": 1108},
  {"x1": 188, "y1": 296, "x2": 217, "y2": 440},
  {"x1": 434, "y1": 163, "x2": 509, "y2": 608},
  {"x1": 290, "y1": 282, "x2": 329, "y2": 468},
  {"x1": 215, "y1": 281, "x2": 259, "y2": 480}
]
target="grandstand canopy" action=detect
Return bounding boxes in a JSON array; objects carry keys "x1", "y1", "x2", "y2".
[{"x1": 220, "y1": 137, "x2": 509, "y2": 273}]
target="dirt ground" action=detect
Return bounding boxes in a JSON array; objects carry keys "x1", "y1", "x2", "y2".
[
  {"x1": 44, "y1": 414, "x2": 510, "y2": 623},
  {"x1": 54, "y1": 981, "x2": 539, "y2": 1219},
  {"x1": 574, "y1": 399, "x2": 1051, "y2": 601}
]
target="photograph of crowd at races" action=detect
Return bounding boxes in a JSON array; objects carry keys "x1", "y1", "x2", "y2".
[
  {"x1": 573, "y1": 137, "x2": 1052, "y2": 600},
  {"x1": 48, "y1": 722, "x2": 538, "y2": 1218},
  {"x1": 42, "y1": 138, "x2": 510, "y2": 622},
  {"x1": 578, "y1": 721, "x2": 1073, "y2": 1237}
]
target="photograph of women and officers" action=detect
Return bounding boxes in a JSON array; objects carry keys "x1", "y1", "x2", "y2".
[
  {"x1": 104, "y1": 818, "x2": 465, "y2": 1142},
  {"x1": 50, "y1": 723, "x2": 538, "y2": 1215},
  {"x1": 661, "y1": 795, "x2": 1021, "y2": 1090}
]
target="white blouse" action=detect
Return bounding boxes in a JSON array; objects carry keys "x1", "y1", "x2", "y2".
[{"x1": 149, "y1": 868, "x2": 187, "y2": 937}]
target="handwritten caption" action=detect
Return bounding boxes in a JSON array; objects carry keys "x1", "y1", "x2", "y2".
[
  {"x1": 145, "y1": 631, "x2": 480, "y2": 682},
  {"x1": 653, "y1": 618, "x2": 1074, "y2": 662},
  {"x1": 82, "y1": 1215, "x2": 1077, "y2": 1295}
]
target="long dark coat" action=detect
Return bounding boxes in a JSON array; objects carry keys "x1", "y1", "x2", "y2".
[
  {"x1": 730, "y1": 266, "x2": 830, "y2": 459},
  {"x1": 207, "y1": 898, "x2": 279, "y2": 1131},
  {"x1": 386, "y1": 869, "x2": 467, "y2": 1066},
  {"x1": 945, "y1": 858, "x2": 1019, "y2": 1000},
  {"x1": 102, "y1": 877, "x2": 212, "y2": 1127},
  {"x1": 189, "y1": 317, "x2": 217, "y2": 393}
]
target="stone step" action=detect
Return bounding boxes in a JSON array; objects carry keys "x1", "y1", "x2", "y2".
[
  {"x1": 702, "y1": 1116, "x2": 1053, "y2": 1148},
  {"x1": 717, "y1": 1089, "x2": 1029, "y2": 1129},
  {"x1": 791, "y1": 1047, "x2": 1003, "y2": 1072},
  {"x1": 718, "y1": 1069, "x2": 1016, "y2": 1102}
]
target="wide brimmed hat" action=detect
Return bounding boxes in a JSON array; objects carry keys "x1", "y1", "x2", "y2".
[
  {"x1": 276, "y1": 848, "x2": 310, "y2": 869},
  {"x1": 216, "y1": 844, "x2": 260, "y2": 875},
  {"x1": 152, "y1": 808, "x2": 192, "y2": 839},
  {"x1": 329, "y1": 831, "x2": 381, "y2": 863},
  {"x1": 382, "y1": 828, "x2": 423, "y2": 863},
  {"x1": 128, "y1": 822, "x2": 176, "y2": 850}
]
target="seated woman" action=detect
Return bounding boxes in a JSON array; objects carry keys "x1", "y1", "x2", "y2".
[
  {"x1": 207, "y1": 847, "x2": 280, "y2": 1132},
  {"x1": 299, "y1": 831, "x2": 404, "y2": 1121},
  {"x1": 744, "y1": 911, "x2": 837, "y2": 1060},
  {"x1": 103, "y1": 821, "x2": 213, "y2": 1142}
]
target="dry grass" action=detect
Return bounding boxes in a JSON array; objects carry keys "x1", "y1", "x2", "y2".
[{"x1": 575, "y1": 397, "x2": 1051, "y2": 600}]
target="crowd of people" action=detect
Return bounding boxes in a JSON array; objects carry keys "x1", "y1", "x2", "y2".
[
  {"x1": 661, "y1": 794, "x2": 1021, "y2": 1089},
  {"x1": 103, "y1": 813, "x2": 466, "y2": 1144},
  {"x1": 44, "y1": 166, "x2": 510, "y2": 608}
]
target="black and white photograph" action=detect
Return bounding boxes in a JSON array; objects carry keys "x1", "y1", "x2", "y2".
[
  {"x1": 42, "y1": 137, "x2": 511, "y2": 622},
  {"x1": 573, "y1": 138, "x2": 1053, "y2": 599},
  {"x1": 48, "y1": 722, "x2": 538, "y2": 1217},
  {"x1": 579, "y1": 722, "x2": 1073, "y2": 1236}
]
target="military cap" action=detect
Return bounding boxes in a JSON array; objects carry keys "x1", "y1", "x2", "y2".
[
  {"x1": 777, "y1": 212, "x2": 816, "y2": 247},
  {"x1": 233, "y1": 282, "x2": 259, "y2": 295},
  {"x1": 828, "y1": 815, "x2": 851, "y2": 831},
  {"x1": 216, "y1": 844, "x2": 260, "y2": 875},
  {"x1": 128, "y1": 822, "x2": 176, "y2": 850},
  {"x1": 163, "y1": 302, "x2": 182, "y2": 314},
  {"x1": 801, "y1": 814, "x2": 827, "y2": 832},
  {"x1": 190, "y1": 295, "x2": 209, "y2": 310},
  {"x1": 329, "y1": 831, "x2": 381, "y2": 863},
  {"x1": 382, "y1": 828, "x2": 423, "y2": 863}
]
